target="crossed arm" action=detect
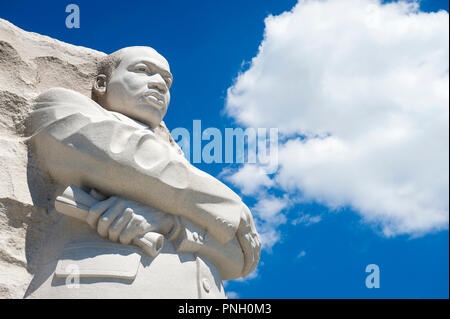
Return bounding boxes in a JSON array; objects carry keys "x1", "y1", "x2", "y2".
[{"x1": 29, "y1": 88, "x2": 261, "y2": 276}]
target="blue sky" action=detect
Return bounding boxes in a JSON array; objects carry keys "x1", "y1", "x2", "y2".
[{"x1": 1, "y1": 0, "x2": 448, "y2": 298}]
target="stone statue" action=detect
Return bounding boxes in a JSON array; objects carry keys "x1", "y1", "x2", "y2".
[{"x1": 24, "y1": 46, "x2": 261, "y2": 298}]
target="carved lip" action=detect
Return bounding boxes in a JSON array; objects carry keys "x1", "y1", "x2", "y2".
[{"x1": 140, "y1": 90, "x2": 165, "y2": 104}]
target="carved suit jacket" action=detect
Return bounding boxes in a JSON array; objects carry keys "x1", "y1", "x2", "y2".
[{"x1": 25, "y1": 88, "x2": 246, "y2": 298}]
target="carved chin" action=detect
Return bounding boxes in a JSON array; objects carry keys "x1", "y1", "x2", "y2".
[{"x1": 134, "y1": 104, "x2": 165, "y2": 127}]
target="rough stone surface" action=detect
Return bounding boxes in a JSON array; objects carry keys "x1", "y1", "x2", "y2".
[{"x1": 0, "y1": 18, "x2": 105, "y2": 298}]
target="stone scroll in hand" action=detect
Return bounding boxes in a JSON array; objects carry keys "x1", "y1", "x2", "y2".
[{"x1": 54, "y1": 185, "x2": 164, "y2": 257}]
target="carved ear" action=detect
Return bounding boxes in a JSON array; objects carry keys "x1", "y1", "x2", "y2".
[{"x1": 94, "y1": 74, "x2": 107, "y2": 94}]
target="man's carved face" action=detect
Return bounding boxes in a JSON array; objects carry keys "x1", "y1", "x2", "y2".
[{"x1": 103, "y1": 47, "x2": 173, "y2": 128}]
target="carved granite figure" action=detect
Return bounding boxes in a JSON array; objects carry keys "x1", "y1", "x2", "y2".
[{"x1": 25, "y1": 46, "x2": 261, "y2": 298}]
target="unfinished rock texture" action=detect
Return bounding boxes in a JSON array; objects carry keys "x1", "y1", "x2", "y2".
[{"x1": 0, "y1": 18, "x2": 105, "y2": 298}]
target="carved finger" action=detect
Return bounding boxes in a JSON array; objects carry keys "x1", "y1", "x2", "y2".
[
  {"x1": 89, "y1": 188, "x2": 107, "y2": 201},
  {"x1": 249, "y1": 234, "x2": 259, "y2": 274},
  {"x1": 248, "y1": 233, "x2": 258, "y2": 271},
  {"x1": 119, "y1": 215, "x2": 150, "y2": 245},
  {"x1": 108, "y1": 208, "x2": 133, "y2": 242},
  {"x1": 166, "y1": 216, "x2": 182, "y2": 241},
  {"x1": 253, "y1": 233, "x2": 261, "y2": 265},
  {"x1": 97, "y1": 201, "x2": 125, "y2": 238},
  {"x1": 239, "y1": 232, "x2": 255, "y2": 277},
  {"x1": 87, "y1": 196, "x2": 117, "y2": 229},
  {"x1": 256, "y1": 233, "x2": 262, "y2": 249}
]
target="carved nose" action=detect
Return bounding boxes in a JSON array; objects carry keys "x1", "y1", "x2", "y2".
[{"x1": 148, "y1": 74, "x2": 167, "y2": 93}]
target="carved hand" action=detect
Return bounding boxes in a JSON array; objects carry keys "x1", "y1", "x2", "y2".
[
  {"x1": 236, "y1": 205, "x2": 261, "y2": 277},
  {"x1": 86, "y1": 192, "x2": 178, "y2": 246}
]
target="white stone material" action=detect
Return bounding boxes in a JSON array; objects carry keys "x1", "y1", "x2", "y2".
[{"x1": 0, "y1": 18, "x2": 261, "y2": 298}]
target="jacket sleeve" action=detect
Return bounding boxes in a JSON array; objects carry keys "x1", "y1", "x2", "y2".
[{"x1": 29, "y1": 88, "x2": 243, "y2": 244}]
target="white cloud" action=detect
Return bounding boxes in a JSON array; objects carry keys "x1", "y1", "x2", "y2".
[
  {"x1": 252, "y1": 194, "x2": 289, "y2": 250},
  {"x1": 292, "y1": 214, "x2": 322, "y2": 226},
  {"x1": 226, "y1": 291, "x2": 239, "y2": 299},
  {"x1": 296, "y1": 250, "x2": 307, "y2": 260},
  {"x1": 256, "y1": 223, "x2": 281, "y2": 251},
  {"x1": 223, "y1": 165, "x2": 274, "y2": 196},
  {"x1": 253, "y1": 195, "x2": 288, "y2": 224},
  {"x1": 226, "y1": 0, "x2": 449, "y2": 236}
]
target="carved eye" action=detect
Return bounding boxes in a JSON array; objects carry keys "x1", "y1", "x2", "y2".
[{"x1": 135, "y1": 64, "x2": 149, "y2": 73}]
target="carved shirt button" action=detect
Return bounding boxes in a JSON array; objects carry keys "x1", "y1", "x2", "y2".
[{"x1": 202, "y1": 279, "x2": 211, "y2": 293}]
